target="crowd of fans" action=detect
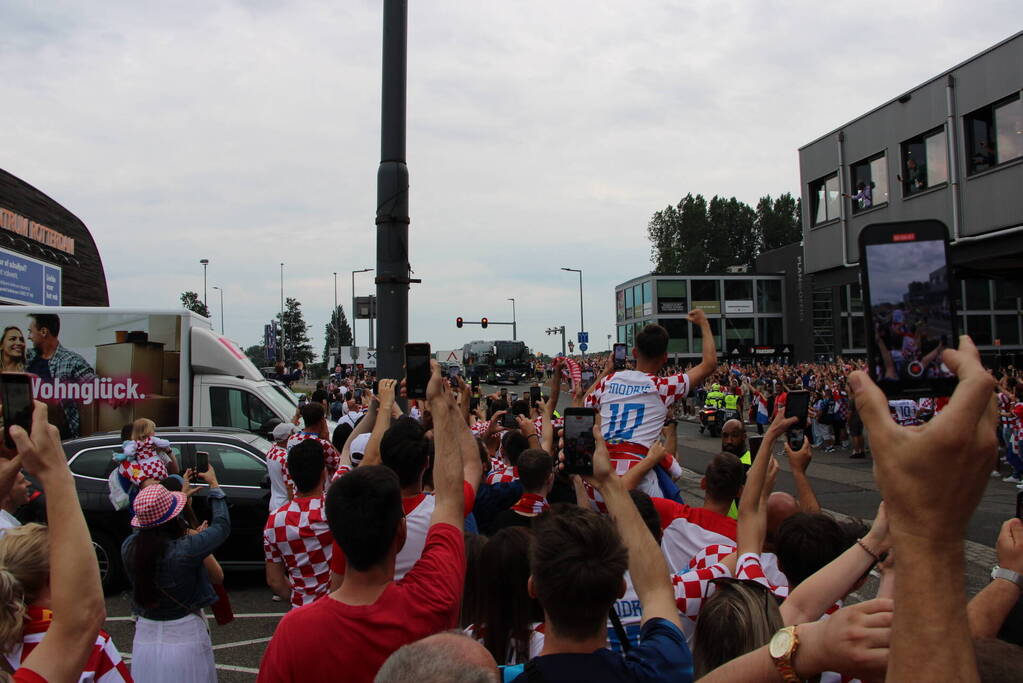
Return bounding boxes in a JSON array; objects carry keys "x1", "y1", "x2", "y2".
[{"x1": 0, "y1": 311, "x2": 1022, "y2": 681}]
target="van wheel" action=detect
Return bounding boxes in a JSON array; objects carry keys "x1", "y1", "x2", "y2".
[{"x1": 92, "y1": 530, "x2": 125, "y2": 594}]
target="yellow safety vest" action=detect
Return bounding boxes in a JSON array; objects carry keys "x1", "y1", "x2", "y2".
[{"x1": 724, "y1": 394, "x2": 739, "y2": 411}]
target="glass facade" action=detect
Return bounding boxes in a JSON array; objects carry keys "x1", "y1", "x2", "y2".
[{"x1": 616, "y1": 275, "x2": 786, "y2": 359}]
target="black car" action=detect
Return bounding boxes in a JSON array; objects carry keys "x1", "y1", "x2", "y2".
[{"x1": 62, "y1": 427, "x2": 274, "y2": 592}]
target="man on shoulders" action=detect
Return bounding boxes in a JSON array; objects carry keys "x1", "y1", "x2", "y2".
[
  {"x1": 259, "y1": 362, "x2": 469, "y2": 683},
  {"x1": 491, "y1": 449, "x2": 553, "y2": 531},
  {"x1": 287, "y1": 403, "x2": 342, "y2": 477},
  {"x1": 585, "y1": 311, "x2": 717, "y2": 499}
]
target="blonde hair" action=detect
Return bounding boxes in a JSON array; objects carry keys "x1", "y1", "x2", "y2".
[
  {"x1": 0, "y1": 524, "x2": 50, "y2": 653},
  {"x1": 693, "y1": 580, "x2": 783, "y2": 677},
  {"x1": 131, "y1": 418, "x2": 157, "y2": 442}
]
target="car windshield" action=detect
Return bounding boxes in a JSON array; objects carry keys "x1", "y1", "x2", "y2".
[{"x1": 257, "y1": 383, "x2": 300, "y2": 421}]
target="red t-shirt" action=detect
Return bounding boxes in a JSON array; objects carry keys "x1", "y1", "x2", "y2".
[{"x1": 257, "y1": 523, "x2": 465, "y2": 683}]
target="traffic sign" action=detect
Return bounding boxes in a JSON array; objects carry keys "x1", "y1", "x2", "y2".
[
  {"x1": 578, "y1": 332, "x2": 589, "y2": 343},
  {"x1": 579, "y1": 342, "x2": 588, "y2": 352}
]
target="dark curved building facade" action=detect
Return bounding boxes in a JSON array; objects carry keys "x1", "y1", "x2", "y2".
[{"x1": 0, "y1": 169, "x2": 108, "y2": 307}]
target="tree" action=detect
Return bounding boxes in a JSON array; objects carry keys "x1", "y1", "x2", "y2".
[
  {"x1": 180, "y1": 291, "x2": 210, "y2": 317},
  {"x1": 277, "y1": 297, "x2": 315, "y2": 365},
  {"x1": 244, "y1": 343, "x2": 268, "y2": 367},
  {"x1": 323, "y1": 305, "x2": 354, "y2": 365},
  {"x1": 757, "y1": 193, "x2": 803, "y2": 252}
]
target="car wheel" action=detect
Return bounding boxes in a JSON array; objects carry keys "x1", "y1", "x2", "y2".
[{"x1": 92, "y1": 530, "x2": 125, "y2": 594}]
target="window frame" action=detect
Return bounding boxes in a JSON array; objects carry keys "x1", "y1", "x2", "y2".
[
  {"x1": 848, "y1": 151, "x2": 889, "y2": 213},
  {"x1": 809, "y1": 172, "x2": 841, "y2": 227},
  {"x1": 900, "y1": 126, "x2": 948, "y2": 197},
  {"x1": 964, "y1": 93, "x2": 1023, "y2": 176}
]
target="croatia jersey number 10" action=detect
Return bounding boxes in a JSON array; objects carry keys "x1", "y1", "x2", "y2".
[{"x1": 605, "y1": 403, "x2": 646, "y2": 441}]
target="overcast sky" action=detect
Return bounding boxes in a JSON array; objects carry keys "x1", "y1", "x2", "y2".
[{"x1": 1, "y1": 2, "x2": 1020, "y2": 358}]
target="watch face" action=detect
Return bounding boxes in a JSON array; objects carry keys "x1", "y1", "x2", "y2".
[{"x1": 770, "y1": 629, "x2": 795, "y2": 658}]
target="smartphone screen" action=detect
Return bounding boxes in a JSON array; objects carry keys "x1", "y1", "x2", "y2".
[
  {"x1": 563, "y1": 408, "x2": 596, "y2": 475},
  {"x1": 613, "y1": 343, "x2": 627, "y2": 370},
  {"x1": 195, "y1": 451, "x2": 210, "y2": 473},
  {"x1": 748, "y1": 435, "x2": 764, "y2": 458},
  {"x1": 405, "y1": 343, "x2": 431, "y2": 399},
  {"x1": 784, "y1": 390, "x2": 810, "y2": 451},
  {"x1": 530, "y1": 386, "x2": 541, "y2": 405},
  {"x1": 860, "y1": 220, "x2": 956, "y2": 398},
  {"x1": 501, "y1": 412, "x2": 519, "y2": 429},
  {"x1": 1, "y1": 373, "x2": 33, "y2": 449}
]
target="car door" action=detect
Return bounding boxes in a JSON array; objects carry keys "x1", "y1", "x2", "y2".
[{"x1": 187, "y1": 440, "x2": 271, "y2": 566}]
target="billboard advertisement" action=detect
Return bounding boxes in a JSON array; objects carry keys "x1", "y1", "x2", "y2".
[{"x1": 0, "y1": 310, "x2": 184, "y2": 439}]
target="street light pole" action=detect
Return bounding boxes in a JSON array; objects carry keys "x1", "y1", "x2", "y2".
[
  {"x1": 508, "y1": 298, "x2": 516, "y2": 340},
  {"x1": 333, "y1": 272, "x2": 338, "y2": 362},
  {"x1": 212, "y1": 286, "x2": 224, "y2": 335},
  {"x1": 352, "y1": 268, "x2": 373, "y2": 352},
  {"x1": 561, "y1": 267, "x2": 585, "y2": 356},
  {"x1": 199, "y1": 259, "x2": 209, "y2": 309},
  {"x1": 280, "y1": 262, "x2": 285, "y2": 363}
]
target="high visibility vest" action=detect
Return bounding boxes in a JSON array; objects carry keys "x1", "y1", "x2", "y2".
[
  {"x1": 724, "y1": 394, "x2": 739, "y2": 411},
  {"x1": 705, "y1": 391, "x2": 725, "y2": 408}
]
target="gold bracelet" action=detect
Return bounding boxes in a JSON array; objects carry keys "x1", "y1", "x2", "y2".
[{"x1": 856, "y1": 538, "x2": 880, "y2": 562}]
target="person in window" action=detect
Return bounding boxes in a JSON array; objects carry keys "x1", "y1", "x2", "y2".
[
  {"x1": 844, "y1": 181, "x2": 872, "y2": 210},
  {"x1": 900, "y1": 158, "x2": 926, "y2": 193}
]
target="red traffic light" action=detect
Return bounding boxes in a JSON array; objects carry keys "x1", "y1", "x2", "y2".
[
  {"x1": 481, "y1": 317, "x2": 488, "y2": 329},
  {"x1": 456, "y1": 317, "x2": 464, "y2": 328}
]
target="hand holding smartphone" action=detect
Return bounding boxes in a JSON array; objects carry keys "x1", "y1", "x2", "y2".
[
  {"x1": 562, "y1": 407, "x2": 596, "y2": 475},
  {"x1": 404, "y1": 343, "x2": 431, "y2": 400},
  {"x1": 613, "y1": 343, "x2": 628, "y2": 371},
  {"x1": 783, "y1": 390, "x2": 810, "y2": 452},
  {"x1": 1, "y1": 373, "x2": 33, "y2": 449}
]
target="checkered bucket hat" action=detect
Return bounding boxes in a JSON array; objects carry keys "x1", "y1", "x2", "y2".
[{"x1": 131, "y1": 484, "x2": 187, "y2": 529}]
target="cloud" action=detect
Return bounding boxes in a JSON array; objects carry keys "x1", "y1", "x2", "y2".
[{"x1": 0, "y1": 0, "x2": 1019, "y2": 356}]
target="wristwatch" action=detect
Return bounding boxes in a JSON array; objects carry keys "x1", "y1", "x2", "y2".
[
  {"x1": 991, "y1": 566, "x2": 1023, "y2": 590},
  {"x1": 769, "y1": 625, "x2": 801, "y2": 682}
]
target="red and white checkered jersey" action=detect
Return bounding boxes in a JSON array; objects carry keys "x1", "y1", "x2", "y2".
[
  {"x1": 586, "y1": 370, "x2": 691, "y2": 449},
  {"x1": 888, "y1": 399, "x2": 920, "y2": 426},
  {"x1": 688, "y1": 545, "x2": 788, "y2": 589},
  {"x1": 1000, "y1": 392, "x2": 1014, "y2": 426},
  {"x1": 671, "y1": 561, "x2": 731, "y2": 639},
  {"x1": 263, "y1": 496, "x2": 334, "y2": 609},
  {"x1": 653, "y1": 497, "x2": 737, "y2": 574},
  {"x1": 736, "y1": 553, "x2": 841, "y2": 617},
  {"x1": 486, "y1": 466, "x2": 518, "y2": 485},
  {"x1": 286, "y1": 432, "x2": 342, "y2": 472},
  {"x1": 266, "y1": 444, "x2": 292, "y2": 511},
  {"x1": 7, "y1": 607, "x2": 131, "y2": 682},
  {"x1": 118, "y1": 456, "x2": 168, "y2": 487}
]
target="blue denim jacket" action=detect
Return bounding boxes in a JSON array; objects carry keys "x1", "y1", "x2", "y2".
[{"x1": 122, "y1": 488, "x2": 231, "y2": 621}]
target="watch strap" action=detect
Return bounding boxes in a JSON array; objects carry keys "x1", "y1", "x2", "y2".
[
  {"x1": 992, "y1": 566, "x2": 1023, "y2": 590},
  {"x1": 771, "y1": 625, "x2": 801, "y2": 683}
]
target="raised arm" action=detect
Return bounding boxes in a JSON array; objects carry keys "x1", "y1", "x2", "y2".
[
  {"x1": 340, "y1": 394, "x2": 376, "y2": 465},
  {"x1": 14, "y1": 402, "x2": 106, "y2": 682},
  {"x1": 737, "y1": 413, "x2": 792, "y2": 557},
  {"x1": 361, "y1": 379, "x2": 395, "y2": 468},
  {"x1": 426, "y1": 362, "x2": 464, "y2": 529},
  {"x1": 783, "y1": 435, "x2": 821, "y2": 513},
  {"x1": 968, "y1": 518, "x2": 1023, "y2": 638},
  {"x1": 586, "y1": 424, "x2": 681, "y2": 629},
  {"x1": 780, "y1": 503, "x2": 889, "y2": 625},
  {"x1": 851, "y1": 336, "x2": 997, "y2": 683},
  {"x1": 686, "y1": 309, "x2": 719, "y2": 388}
]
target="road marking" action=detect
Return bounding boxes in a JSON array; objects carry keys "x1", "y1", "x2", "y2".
[
  {"x1": 217, "y1": 664, "x2": 261, "y2": 674},
  {"x1": 212, "y1": 636, "x2": 273, "y2": 650}
]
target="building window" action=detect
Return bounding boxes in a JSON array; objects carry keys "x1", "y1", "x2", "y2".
[
  {"x1": 966, "y1": 314, "x2": 993, "y2": 345},
  {"x1": 900, "y1": 127, "x2": 947, "y2": 195},
  {"x1": 659, "y1": 318, "x2": 690, "y2": 353},
  {"x1": 642, "y1": 281, "x2": 653, "y2": 316},
  {"x1": 616, "y1": 290, "x2": 626, "y2": 322},
  {"x1": 849, "y1": 152, "x2": 889, "y2": 212},
  {"x1": 624, "y1": 287, "x2": 634, "y2": 319},
  {"x1": 994, "y1": 280, "x2": 1019, "y2": 311},
  {"x1": 691, "y1": 280, "x2": 720, "y2": 313},
  {"x1": 724, "y1": 317, "x2": 754, "y2": 352},
  {"x1": 756, "y1": 280, "x2": 782, "y2": 313},
  {"x1": 848, "y1": 283, "x2": 863, "y2": 313},
  {"x1": 657, "y1": 280, "x2": 688, "y2": 314},
  {"x1": 850, "y1": 315, "x2": 866, "y2": 349},
  {"x1": 693, "y1": 318, "x2": 721, "y2": 353},
  {"x1": 758, "y1": 317, "x2": 783, "y2": 345},
  {"x1": 964, "y1": 279, "x2": 992, "y2": 310},
  {"x1": 995, "y1": 315, "x2": 1021, "y2": 346},
  {"x1": 965, "y1": 94, "x2": 1023, "y2": 174},
  {"x1": 724, "y1": 279, "x2": 753, "y2": 301},
  {"x1": 810, "y1": 173, "x2": 841, "y2": 225},
  {"x1": 617, "y1": 325, "x2": 627, "y2": 343}
]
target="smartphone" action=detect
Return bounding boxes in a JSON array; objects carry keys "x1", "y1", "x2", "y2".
[
  {"x1": 563, "y1": 407, "x2": 596, "y2": 475},
  {"x1": 501, "y1": 412, "x2": 519, "y2": 429},
  {"x1": 784, "y1": 390, "x2": 810, "y2": 451},
  {"x1": 613, "y1": 343, "x2": 628, "y2": 370},
  {"x1": 859, "y1": 220, "x2": 957, "y2": 398},
  {"x1": 1, "y1": 373, "x2": 33, "y2": 449},
  {"x1": 372, "y1": 380, "x2": 379, "y2": 394},
  {"x1": 1017, "y1": 490, "x2": 1023, "y2": 521},
  {"x1": 448, "y1": 365, "x2": 461, "y2": 388},
  {"x1": 748, "y1": 436, "x2": 764, "y2": 458},
  {"x1": 471, "y1": 374, "x2": 480, "y2": 389},
  {"x1": 530, "y1": 386, "x2": 541, "y2": 406},
  {"x1": 470, "y1": 397, "x2": 480, "y2": 412},
  {"x1": 195, "y1": 451, "x2": 210, "y2": 474},
  {"x1": 404, "y1": 343, "x2": 431, "y2": 399}
]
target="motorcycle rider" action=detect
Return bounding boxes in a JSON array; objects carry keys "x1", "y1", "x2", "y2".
[{"x1": 704, "y1": 383, "x2": 726, "y2": 409}]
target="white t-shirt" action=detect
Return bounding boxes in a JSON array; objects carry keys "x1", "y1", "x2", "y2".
[{"x1": 0, "y1": 510, "x2": 20, "y2": 536}]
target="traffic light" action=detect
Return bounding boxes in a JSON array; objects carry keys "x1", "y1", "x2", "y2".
[
  {"x1": 456, "y1": 317, "x2": 463, "y2": 328},
  {"x1": 481, "y1": 317, "x2": 489, "y2": 329}
]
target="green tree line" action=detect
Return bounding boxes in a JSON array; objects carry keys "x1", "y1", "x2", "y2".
[{"x1": 647, "y1": 193, "x2": 802, "y2": 273}]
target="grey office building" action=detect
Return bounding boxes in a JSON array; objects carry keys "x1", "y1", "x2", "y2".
[{"x1": 799, "y1": 30, "x2": 1023, "y2": 363}]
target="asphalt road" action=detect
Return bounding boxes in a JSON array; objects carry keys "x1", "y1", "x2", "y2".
[{"x1": 102, "y1": 379, "x2": 1012, "y2": 678}]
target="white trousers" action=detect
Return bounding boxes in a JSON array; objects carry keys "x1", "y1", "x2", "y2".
[{"x1": 131, "y1": 613, "x2": 216, "y2": 683}]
